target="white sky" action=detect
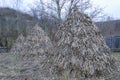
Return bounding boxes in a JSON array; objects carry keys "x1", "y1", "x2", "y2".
[
  {"x1": 23, "y1": 0, "x2": 120, "y2": 19},
  {"x1": 91, "y1": 0, "x2": 120, "y2": 19},
  {"x1": 0, "y1": 0, "x2": 120, "y2": 20}
]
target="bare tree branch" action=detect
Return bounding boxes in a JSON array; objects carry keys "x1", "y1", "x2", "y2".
[{"x1": 31, "y1": 0, "x2": 104, "y2": 21}]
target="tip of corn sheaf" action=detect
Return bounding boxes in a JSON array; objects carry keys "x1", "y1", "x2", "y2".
[
  {"x1": 53, "y1": 7, "x2": 118, "y2": 79},
  {"x1": 10, "y1": 34, "x2": 25, "y2": 54}
]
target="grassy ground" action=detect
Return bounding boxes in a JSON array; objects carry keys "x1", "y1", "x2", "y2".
[
  {"x1": 0, "y1": 51, "x2": 119, "y2": 80},
  {"x1": 112, "y1": 51, "x2": 120, "y2": 61}
]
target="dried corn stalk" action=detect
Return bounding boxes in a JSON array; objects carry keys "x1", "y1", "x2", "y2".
[
  {"x1": 53, "y1": 7, "x2": 118, "y2": 80},
  {"x1": 10, "y1": 34, "x2": 25, "y2": 54},
  {"x1": 10, "y1": 25, "x2": 54, "y2": 80}
]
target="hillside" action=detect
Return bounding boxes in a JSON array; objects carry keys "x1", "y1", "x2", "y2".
[
  {"x1": 96, "y1": 20, "x2": 120, "y2": 36},
  {"x1": 0, "y1": 7, "x2": 38, "y2": 36},
  {"x1": 0, "y1": 7, "x2": 37, "y2": 48},
  {"x1": 0, "y1": 8, "x2": 34, "y2": 20}
]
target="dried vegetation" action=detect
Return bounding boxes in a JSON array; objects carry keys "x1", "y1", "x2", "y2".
[{"x1": 0, "y1": 7, "x2": 119, "y2": 80}]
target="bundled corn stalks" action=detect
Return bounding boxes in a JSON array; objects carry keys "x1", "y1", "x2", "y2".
[
  {"x1": 9, "y1": 25, "x2": 54, "y2": 80},
  {"x1": 53, "y1": 7, "x2": 118, "y2": 80},
  {"x1": 10, "y1": 34, "x2": 25, "y2": 54}
]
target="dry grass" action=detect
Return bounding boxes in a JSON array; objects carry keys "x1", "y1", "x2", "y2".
[
  {"x1": 0, "y1": 51, "x2": 120, "y2": 80},
  {"x1": 112, "y1": 51, "x2": 120, "y2": 61}
]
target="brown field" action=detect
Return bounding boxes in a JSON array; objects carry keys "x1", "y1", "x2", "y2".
[{"x1": 0, "y1": 52, "x2": 120, "y2": 80}]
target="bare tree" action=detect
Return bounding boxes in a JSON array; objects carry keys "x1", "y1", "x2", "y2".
[
  {"x1": 67, "y1": 0, "x2": 92, "y2": 13},
  {"x1": 32, "y1": 0, "x2": 103, "y2": 21},
  {"x1": 66, "y1": 0, "x2": 104, "y2": 21},
  {"x1": 12, "y1": 0, "x2": 23, "y2": 10},
  {"x1": 48, "y1": 0, "x2": 68, "y2": 22}
]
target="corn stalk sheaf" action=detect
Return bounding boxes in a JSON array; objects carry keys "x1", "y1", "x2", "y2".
[{"x1": 0, "y1": 7, "x2": 119, "y2": 80}]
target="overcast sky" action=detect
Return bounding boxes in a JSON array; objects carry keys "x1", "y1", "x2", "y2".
[
  {"x1": 0, "y1": 0, "x2": 120, "y2": 20},
  {"x1": 23, "y1": 0, "x2": 120, "y2": 19},
  {"x1": 91, "y1": 0, "x2": 120, "y2": 19}
]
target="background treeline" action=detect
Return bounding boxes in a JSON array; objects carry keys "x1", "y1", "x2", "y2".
[
  {"x1": 0, "y1": 0, "x2": 115, "y2": 48},
  {"x1": 0, "y1": 7, "x2": 59, "y2": 48}
]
